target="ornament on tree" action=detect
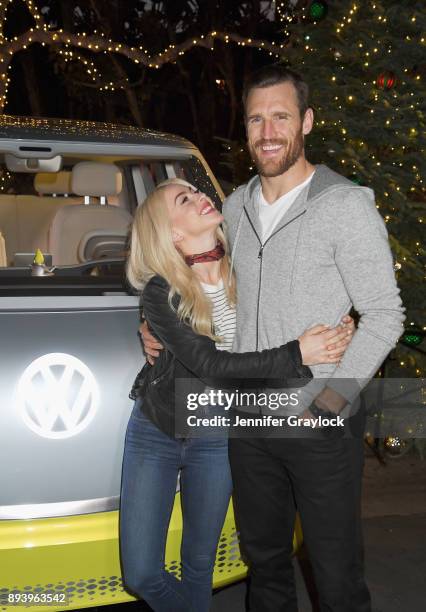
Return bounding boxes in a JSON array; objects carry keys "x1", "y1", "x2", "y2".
[
  {"x1": 309, "y1": 1, "x2": 328, "y2": 21},
  {"x1": 400, "y1": 328, "x2": 425, "y2": 348},
  {"x1": 376, "y1": 71, "x2": 397, "y2": 90},
  {"x1": 349, "y1": 173, "x2": 364, "y2": 186},
  {"x1": 383, "y1": 436, "x2": 413, "y2": 458}
]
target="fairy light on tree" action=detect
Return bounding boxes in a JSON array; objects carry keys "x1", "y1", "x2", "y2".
[
  {"x1": 287, "y1": 0, "x2": 425, "y2": 378},
  {"x1": 221, "y1": 0, "x2": 425, "y2": 377}
]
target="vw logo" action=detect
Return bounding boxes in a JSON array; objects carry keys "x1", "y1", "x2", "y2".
[{"x1": 17, "y1": 353, "x2": 100, "y2": 439}]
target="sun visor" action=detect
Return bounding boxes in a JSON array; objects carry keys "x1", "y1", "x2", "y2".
[{"x1": 34, "y1": 171, "x2": 72, "y2": 194}]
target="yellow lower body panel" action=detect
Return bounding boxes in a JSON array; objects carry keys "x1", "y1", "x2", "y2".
[{"x1": 0, "y1": 495, "x2": 303, "y2": 612}]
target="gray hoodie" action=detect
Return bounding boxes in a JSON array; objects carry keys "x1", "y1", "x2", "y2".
[{"x1": 222, "y1": 164, "x2": 405, "y2": 413}]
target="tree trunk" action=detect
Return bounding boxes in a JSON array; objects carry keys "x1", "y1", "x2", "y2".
[
  {"x1": 176, "y1": 59, "x2": 204, "y2": 149},
  {"x1": 109, "y1": 54, "x2": 144, "y2": 127},
  {"x1": 19, "y1": 49, "x2": 43, "y2": 116}
]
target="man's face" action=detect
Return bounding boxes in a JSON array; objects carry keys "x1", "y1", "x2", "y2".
[{"x1": 245, "y1": 82, "x2": 313, "y2": 178}]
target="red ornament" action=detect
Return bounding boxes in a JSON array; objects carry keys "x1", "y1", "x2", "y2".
[{"x1": 376, "y1": 72, "x2": 396, "y2": 90}]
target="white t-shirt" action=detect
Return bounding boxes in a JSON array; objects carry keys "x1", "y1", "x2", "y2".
[
  {"x1": 201, "y1": 278, "x2": 236, "y2": 351},
  {"x1": 259, "y1": 171, "x2": 315, "y2": 242}
]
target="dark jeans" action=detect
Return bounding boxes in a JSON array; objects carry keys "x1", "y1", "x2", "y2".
[
  {"x1": 120, "y1": 400, "x2": 232, "y2": 612},
  {"x1": 228, "y1": 414, "x2": 371, "y2": 612}
]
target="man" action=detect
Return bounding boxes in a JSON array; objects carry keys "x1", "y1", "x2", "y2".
[{"x1": 141, "y1": 65, "x2": 405, "y2": 611}]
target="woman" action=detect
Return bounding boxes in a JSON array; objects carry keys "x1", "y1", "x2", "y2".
[{"x1": 120, "y1": 178, "x2": 354, "y2": 612}]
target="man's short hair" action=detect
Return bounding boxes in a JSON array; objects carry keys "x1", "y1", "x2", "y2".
[{"x1": 242, "y1": 65, "x2": 310, "y2": 119}]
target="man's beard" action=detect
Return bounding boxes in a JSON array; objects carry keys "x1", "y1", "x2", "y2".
[{"x1": 249, "y1": 129, "x2": 304, "y2": 178}]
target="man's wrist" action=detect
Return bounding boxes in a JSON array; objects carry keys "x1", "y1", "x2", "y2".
[{"x1": 308, "y1": 401, "x2": 337, "y2": 420}]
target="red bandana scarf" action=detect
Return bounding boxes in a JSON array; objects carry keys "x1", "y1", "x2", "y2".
[{"x1": 184, "y1": 241, "x2": 225, "y2": 266}]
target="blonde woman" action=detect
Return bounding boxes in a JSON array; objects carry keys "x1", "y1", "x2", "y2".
[{"x1": 120, "y1": 178, "x2": 353, "y2": 612}]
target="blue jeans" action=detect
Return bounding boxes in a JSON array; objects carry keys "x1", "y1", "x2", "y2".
[{"x1": 119, "y1": 400, "x2": 233, "y2": 612}]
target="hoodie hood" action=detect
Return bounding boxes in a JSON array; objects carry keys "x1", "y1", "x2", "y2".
[{"x1": 228, "y1": 164, "x2": 371, "y2": 284}]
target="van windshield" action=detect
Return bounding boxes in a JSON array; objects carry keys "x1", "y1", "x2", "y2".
[{"x1": 0, "y1": 155, "x2": 220, "y2": 297}]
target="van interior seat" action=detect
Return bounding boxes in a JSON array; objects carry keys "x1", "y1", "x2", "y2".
[
  {"x1": 78, "y1": 229, "x2": 129, "y2": 262},
  {"x1": 0, "y1": 170, "x2": 85, "y2": 265},
  {"x1": 16, "y1": 195, "x2": 83, "y2": 256},
  {"x1": 16, "y1": 171, "x2": 83, "y2": 259},
  {"x1": 49, "y1": 205, "x2": 132, "y2": 265},
  {"x1": 48, "y1": 162, "x2": 131, "y2": 265},
  {"x1": 0, "y1": 195, "x2": 17, "y2": 264}
]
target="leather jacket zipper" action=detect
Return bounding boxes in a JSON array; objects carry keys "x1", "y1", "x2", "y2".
[{"x1": 151, "y1": 371, "x2": 167, "y2": 385}]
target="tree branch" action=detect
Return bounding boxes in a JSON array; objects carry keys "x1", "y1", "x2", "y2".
[
  {"x1": 0, "y1": 0, "x2": 13, "y2": 41},
  {"x1": 6, "y1": 28, "x2": 285, "y2": 69},
  {"x1": 0, "y1": 0, "x2": 288, "y2": 113}
]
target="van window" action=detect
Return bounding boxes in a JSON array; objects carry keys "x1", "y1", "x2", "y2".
[{"x1": 0, "y1": 155, "x2": 221, "y2": 297}]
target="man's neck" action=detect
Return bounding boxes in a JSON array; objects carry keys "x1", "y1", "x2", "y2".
[{"x1": 260, "y1": 158, "x2": 316, "y2": 204}]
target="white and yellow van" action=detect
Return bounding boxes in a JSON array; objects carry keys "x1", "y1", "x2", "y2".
[{"x1": 0, "y1": 114, "x2": 302, "y2": 612}]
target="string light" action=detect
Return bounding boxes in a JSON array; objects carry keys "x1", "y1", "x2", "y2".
[
  {"x1": 284, "y1": 0, "x2": 424, "y2": 378},
  {"x1": 0, "y1": 0, "x2": 286, "y2": 110}
]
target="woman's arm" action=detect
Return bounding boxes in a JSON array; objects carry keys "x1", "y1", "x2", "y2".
[{"x1": 142, "y1": 276, "x2": 310, "y2": 382}]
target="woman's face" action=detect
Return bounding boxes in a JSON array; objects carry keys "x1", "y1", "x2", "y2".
[{"x1": 164, "y1": 183, "x2": 224, "y2": 242}]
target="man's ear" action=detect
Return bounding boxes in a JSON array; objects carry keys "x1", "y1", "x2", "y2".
[
  {"x1": 172, "y1": 230, "x2": 184, "y2": 244},
  {"x1": 302, "y1": 107, "x2": 314, "y2": 136}
]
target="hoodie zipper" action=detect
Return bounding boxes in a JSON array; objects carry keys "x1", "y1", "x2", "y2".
[{"x1": 244, "y1": 208, "x2": 307, "y2": 351}]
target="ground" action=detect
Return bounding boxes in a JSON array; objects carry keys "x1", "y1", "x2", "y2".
[{"x1": 76, "y1": 448, "x2": 426, "y2": 611}]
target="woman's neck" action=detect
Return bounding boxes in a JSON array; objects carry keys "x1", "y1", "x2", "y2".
[
  {"x1": 179, "y1": 233, "x2": 223, "y2": 285},
  {"x1": 192, "y1": 260, "x2": 222, "y2": 286}
]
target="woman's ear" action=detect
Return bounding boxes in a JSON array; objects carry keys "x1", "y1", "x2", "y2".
[{"x1": 172, "y1": 230, "x2": 184, "y2": 244}]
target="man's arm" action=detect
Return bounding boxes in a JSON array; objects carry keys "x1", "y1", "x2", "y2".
[
  {"x1": 301, "y1": 188, "x2": 405, "y2": 416},
  {"x1": 139, "y1": 320, "x2": 163, "y2": 365}
]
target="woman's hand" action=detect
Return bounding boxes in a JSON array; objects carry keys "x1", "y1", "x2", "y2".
[
  {"x1": 340, "y1": 314, "x2": 356, "y2": 335},
  {"x1": 298, "y1": 320, "x2": 354, "y2": 366}
]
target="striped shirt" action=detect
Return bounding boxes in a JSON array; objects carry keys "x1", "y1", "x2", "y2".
[{"x1": 201, "y1": 278, "x2": 236, "y2": 351}]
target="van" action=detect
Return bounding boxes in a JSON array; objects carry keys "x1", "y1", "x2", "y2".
[{"x1": 0, "y1": 114, "x2": 302, "y2": 612}]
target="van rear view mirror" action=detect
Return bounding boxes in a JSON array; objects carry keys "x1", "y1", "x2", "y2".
[{"x1": 5, "y1": 153, "x2": 62, "y2": 173}]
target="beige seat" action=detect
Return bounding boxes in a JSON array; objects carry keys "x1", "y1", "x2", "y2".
[
  {"x1": 0, "y1": 172, "x2": 83, "y2": 265},
  {"x1": 15, "y1": 171, "x2": 82, "y2": 256},
  {"x1": 0, "y1": 195, "x2": 17, "y2": 264},
  {"x1": 49, "y1": 205, "x2": 131, "y2": 265},
  {"x1": 78, "y1": 229, "x2": 129, "y2": 262},
  {"x1": 48, "y1": 162, "x2": 131, "y2": 265},
  {"x1": 16, "y1": 194, "x2": 83, "y2": 255},
  {"x1": 0, "y1": 230, "x2": 7, "y2": 266}
]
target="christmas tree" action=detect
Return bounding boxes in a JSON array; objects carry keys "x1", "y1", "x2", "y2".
[{"x1": 221, "y1": 0, "x2": 425, "y2": 378}]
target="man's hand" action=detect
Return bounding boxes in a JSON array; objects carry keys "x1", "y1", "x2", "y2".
[
  {"x1": 139, "y1": 320, "x2": 164, "y2": 365},
  {"x1": 299, "y1": 315, "x2": 355, "y2": 425}
]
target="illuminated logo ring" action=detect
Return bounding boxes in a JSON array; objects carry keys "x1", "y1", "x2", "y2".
[{"x1": 17, "y1": 353, "x2": 100, "y2": 439}]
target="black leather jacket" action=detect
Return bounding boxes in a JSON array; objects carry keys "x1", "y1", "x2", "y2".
[{"x1": 130, "y1": 275, "x2": 312, "y2": 438}]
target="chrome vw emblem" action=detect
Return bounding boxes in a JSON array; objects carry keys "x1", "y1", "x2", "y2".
[{"x1": 17, "y1": 353, "x2": 100, "y2": 439}]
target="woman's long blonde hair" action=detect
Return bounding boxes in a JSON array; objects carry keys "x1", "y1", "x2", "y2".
[{"x1": 127, "y1": 178, "x2": 236, "y2": 340}]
